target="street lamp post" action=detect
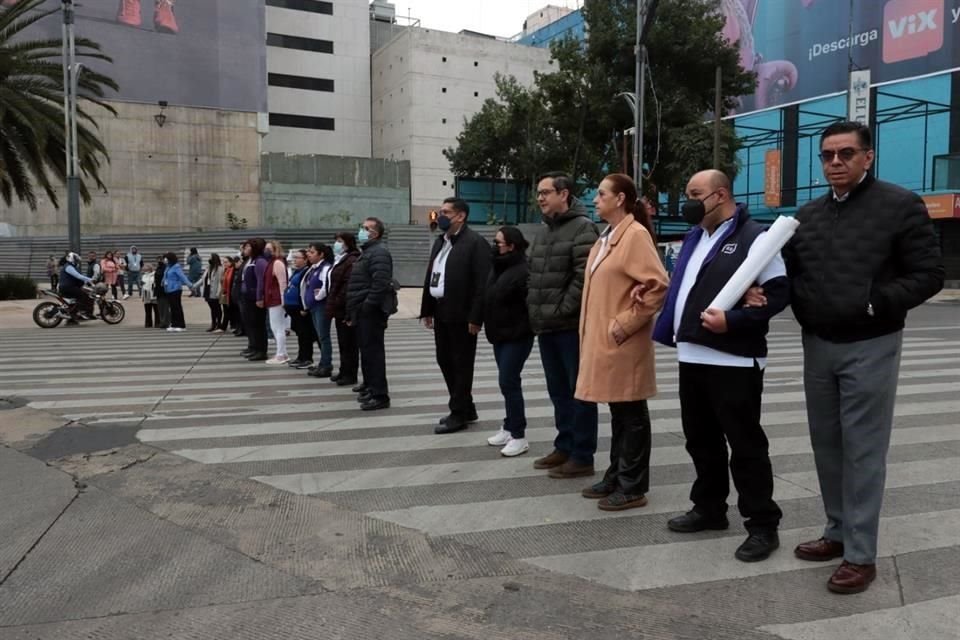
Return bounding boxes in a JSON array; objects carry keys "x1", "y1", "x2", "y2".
[{"x1": 62, "y1": 0, "x2": 82, "y2": 254}]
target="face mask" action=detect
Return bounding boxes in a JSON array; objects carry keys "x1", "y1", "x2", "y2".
[
  {"x1": 264, "y1": 247, "x2": 273, "y2": 258},
  {"x1": 491, "y1": 243, "x2": 501, "y2": 257},
  {"x1": 437, "y1": 215, "x2": 452, "y2": 232},
  {"x1": 333, "y1": 241, "x2": 345, "y2": 256},
  {"x1": 358, "y1": 229, "x2": 370, "y2": 244},
  {"x1": 681, "y1": 191, "x2": 720, "y2": 226}
]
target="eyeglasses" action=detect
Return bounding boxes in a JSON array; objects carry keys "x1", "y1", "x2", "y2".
[
  {"x1": 819, "y1": 147, "x2": 864, "y2": 163},
  {"x1": 536, "y1": 188, "x2": 557, "y2": 197}
]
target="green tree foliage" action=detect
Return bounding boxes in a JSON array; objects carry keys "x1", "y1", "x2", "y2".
[
  {"x1": 0, "y1": 0, "x2": 117, "y2": 209},
  {"x1": 444, "y1": 0, "x2": 755, "y2": 202}
]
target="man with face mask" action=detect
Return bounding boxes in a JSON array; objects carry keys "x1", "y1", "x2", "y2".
[
  {"x1": 527, "y1": 172, "x2": 600, "y2": 479},
  {"x1": 419, "y1": 197, "x2": 491, "y2": 434},
  {"x1": 345, "y1": 217, "x2": 396, "y2": 411},
  {"x1": 651, "y1": 169, "x2": 789, "y2": 563}
]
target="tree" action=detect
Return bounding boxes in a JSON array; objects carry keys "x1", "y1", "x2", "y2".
[
  {"x1": 0, "y1": 0, "x2": 117, "y2": 210},
  {"x1": 445, "y1": 0, "x2": 755, "y2": 205}
]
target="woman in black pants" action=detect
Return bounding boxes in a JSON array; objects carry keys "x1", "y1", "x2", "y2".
[
  {"x1": 284, "y1": 249, "x2": 316, "y2": 368},
  {"x1": 201, "y1": 253, "x2": 224, "y2": 332},
  {"x1": 326, "y1": 232, "x2": 361, "y2": 386}
]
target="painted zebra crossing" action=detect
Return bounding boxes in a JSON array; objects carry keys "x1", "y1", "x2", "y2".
[{"x1": 3, "y1": 317, "x2": 960, "y2": 638}]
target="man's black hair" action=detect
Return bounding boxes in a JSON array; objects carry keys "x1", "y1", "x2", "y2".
[{"x1": 821, "y1": 121, "x2": 872, "y2": 150}]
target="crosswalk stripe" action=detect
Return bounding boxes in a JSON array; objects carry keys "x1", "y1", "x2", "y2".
[{"x1": 523, "y1": 509, "x2": 960, "y2": 591}]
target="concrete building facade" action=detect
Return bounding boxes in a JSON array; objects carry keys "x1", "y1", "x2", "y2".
[
  {"x1": 371, "y1": 27, "x2": 552, "y2": 221},
  {"x1": 264, "y1": 0, "x2": 372, "y2": 158}
]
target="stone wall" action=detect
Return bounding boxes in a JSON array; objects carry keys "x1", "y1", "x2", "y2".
[{"x1": 0, "y1": 102, "x2": 262, "y2": 237}]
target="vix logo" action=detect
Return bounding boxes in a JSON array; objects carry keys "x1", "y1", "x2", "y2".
[{"x1": 883, "y1": 0, "x2": 944, "y2": 63}]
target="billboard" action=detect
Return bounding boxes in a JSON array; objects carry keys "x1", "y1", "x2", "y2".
[
  {"x1": 722, "y1": 0, "x2": 959, "y2": 115},
  {"x1": 30, "y1": 0, "x2": 266, "y2": 112}
]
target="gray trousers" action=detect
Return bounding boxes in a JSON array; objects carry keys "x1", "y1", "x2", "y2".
[{"x1": 802, "y1": 330, "x2": 903, "y2": 565}]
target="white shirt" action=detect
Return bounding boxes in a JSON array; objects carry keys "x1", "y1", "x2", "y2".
[
  {"x1": 673, "y1": 217, "x2": 786, "y2": 369},
  {"x1": 428, "y1": 236, "x2": 454, "y2": 299},
  {"x1": 590, "y1": 224, "x2": 616, "y2": 273}
]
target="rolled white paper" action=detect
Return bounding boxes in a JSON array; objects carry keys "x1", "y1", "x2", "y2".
[{"x1": 707, "y1": 215, "x2": 800, "y2": 312}]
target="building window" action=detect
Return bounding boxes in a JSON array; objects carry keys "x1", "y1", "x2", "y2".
[
  {"x1": 265, "y1": 0, "x2": 333, "y2": 14},
  {"x1": 474, "y1": 61, "x2": 478, "y2": 67},
  {"x1": 269, "y1": 113, "x2": 335, "y2": 130},
  {"x1": 442, "y1": 180, "x2": 447, "y2": 186},
  {"x1": 442, "y1": 118, "x2": 447, "y2": 124},
  {"x1": 266, "y1": 33, "x2": 334, "y2": 54},
  {"x1": 442, "y1": 56, "x2": 447, "y2": 62},
  {"x1": 268, "y1": 73, "x2": 334, "y2": 92},
  {"x1": 442, "y1": 87, "x2": 447, "y2": 93},
  {"x1": 474, "y1": 91, "x2": 478, "y2": 97}
]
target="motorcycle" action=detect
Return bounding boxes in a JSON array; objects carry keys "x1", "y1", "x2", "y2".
[{"x1": 32, "y1": 283, "x2": 125, "y2": 328}]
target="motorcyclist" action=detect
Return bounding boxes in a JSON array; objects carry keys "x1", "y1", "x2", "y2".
[{"x1": 59, "y1": 252, "x2": 95, "y2": 319}]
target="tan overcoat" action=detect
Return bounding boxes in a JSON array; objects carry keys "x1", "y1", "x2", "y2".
[{"x1": 575, "y1": 215, "x2": 669, "y2": 403}]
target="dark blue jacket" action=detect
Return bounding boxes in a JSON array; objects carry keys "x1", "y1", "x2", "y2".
[
  {"x1": 653, "y1": 204, "x2": 789, "y2": 358},
  {"x1": 284, "y1": 267, "x2": 307, "y2": 308}
]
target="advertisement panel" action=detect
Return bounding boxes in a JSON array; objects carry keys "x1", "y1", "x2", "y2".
[
  {"x1": 29, "y1": 0, "x2": 266, "y2": 112},
  {"x1": 722, "y1": 0, "x2": 959, "y2": 115}
]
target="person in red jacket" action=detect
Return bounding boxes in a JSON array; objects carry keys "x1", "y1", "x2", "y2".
[{"x1": 262, "y1": 240, "x2": 289, "y2": 365}]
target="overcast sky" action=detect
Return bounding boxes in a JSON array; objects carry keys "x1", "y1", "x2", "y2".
[{"x1": 391, "y1": 0, "x2": 583, "y2": 38}]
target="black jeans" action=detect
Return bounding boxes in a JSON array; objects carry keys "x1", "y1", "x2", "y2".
[
  {"x1": 157, "y1": 295, "x2": 170, "y2": 328},
  {"x1": 243, "y1": 299, "x2": 267, "y2": 353},
  {"x1": 287, "y1": 305, "x2": 315, "y2": 362},
  {"x1": 358, "y1": 310, "x2": 389, "y2": 400},
  {"x1": 335, "y1": 318, "x2": 359, "y2": 380},
  {"x1": 603, "y1": 401, "x2": 652, "y2": 496},
  {"x1": 206, "y1": 298, "x2": 222, "y2": 329},
  {"x1": 678, "y1": 362, "x2": 782, "y2": 533},
  {"x1": 492, "y1": 337, "x2": 534, "y2": 438},
  {"x1": 168, "y1": 291, "x2": 185, "y2": 329},
  {"x1": 434, "y1": 319, "x2": 479, "y2": 419}
]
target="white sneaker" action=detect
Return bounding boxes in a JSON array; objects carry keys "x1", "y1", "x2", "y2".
[
  {"x1": 265, "y1": 356, "x2": 289, "y2": 365},
  {"x1": 166, "y1": 327, "x2": 176, "y2": 332},
  {"x1": 500, "y1": 438, "x2": 529, "y2": 457},
  {"x1": 174, "y1": 327, "x2": 186, "y2": 332},
  {"x1": 487, "y1": 429, "x2": 511, "y2": 447},
  {"x1": 122, "y1": 294, "x2": 130, "y2": 300}
]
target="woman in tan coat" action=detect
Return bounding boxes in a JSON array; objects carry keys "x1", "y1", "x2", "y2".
[{"x1": 576, "y1": 173, "x2": 669, "y2": 511}]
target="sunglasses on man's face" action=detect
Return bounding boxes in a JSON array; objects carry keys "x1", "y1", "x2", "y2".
[{"x1": 819, "y1": 147, "x2": 864, "y2": 163}]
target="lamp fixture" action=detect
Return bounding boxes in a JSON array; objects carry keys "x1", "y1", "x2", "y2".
[{"x1": 154, "y1": 100, "x2": 168, "y2": 128}]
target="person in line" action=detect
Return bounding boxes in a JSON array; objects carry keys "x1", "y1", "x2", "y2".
[
  {"x1": 125, "y1": 245, "x2": 142, "y2": 299},
  {"x1": 483, "y1": 226, "x2": 534, "y2": 457},
  {"x1": 141, "y1": 264, "x2": 159, "y2": 328},
  {"x1": 419, "y1": 197, "x2": 491, "y2": 434},
  {"x1": 527, "y1": 172, "x2": 600, "y2": 479},
  {"x1": 346, "y1": 217, "x2": 395, "y2": 411},
  {"x1": 46, "y1": 255, "x2": 59, "y2": 291},
  {"x1": 241, "y1": 239, "x2": 269, "y2": 361},
  {"x1": 304, "y1": 243, "x2": 334, "y2": 377},
  {"x1": 115, "y1": 250, "x2": 126, "y2": 297},
  {"x1": 199, "y1": 253, "x2": 224, "y2": 333},
  {"x1": 187, "y1": 247, "x2": 203, "y2": 297},
  {"x1": 772, "y1": 121, "x2": 943, "y2": 593},
  {"x1": 230, "y1": 251, "x2": 245, "y2": 337},
  {"x1": 100, "y1": 251, "x2": 120, "y2": 299},
  {"x1": 161, "y1": 251, "x2": 196, "y2": 332},
  {"x1": 218, "y1": 256, "x2": 236, "y2": 334},
  {"x1": 285, "y1": 248, "x2": 315, "y2": 369},
  {"x1": 326, "y1": 233, "x2": 361, "y2": 386},
  {"x1": 58, "y1": 252, "x2": 95, "y2": 319},
  {"x1": 263, "y1": 240, "x2": 289, "y2": 364},
  {"x1": 651, "y1": 169, "x2": 788, "y2": 562},
  {"x1": 154, "y1": 254, "x2": 170, "y2": 329},
  {"x1": 576, "y1": 174, "x2": 668, "y2": 511}
]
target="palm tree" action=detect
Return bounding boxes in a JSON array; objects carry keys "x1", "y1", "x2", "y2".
[{"x1": 0, "y1": 0, "x2": 117, "y2": 209}]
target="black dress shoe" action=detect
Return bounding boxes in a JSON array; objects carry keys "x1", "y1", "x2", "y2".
[
  {"x1": 361, "y1": 397, "x2": 390, "y2": 411},
  {"x1": 735, "y1": 531, "x2": 780, "y2": 562},
  {"x1": 352, "y1": 383, "x2": 368, "y2": 393},
  {"x1": 435, "y1": 417, "x2": 469, "y2": 434},
  {"x1": 287, "y1": 359, "x2": 306, "y2": 367},
  {"x1": 308, "y1": 367, "x2": 332, "y2": 378},
  {"x1": 667, "y1": 510, "x2": 730, "y2": 533},
  {"x1": 438, "y1": 410, "x2": 479, "y2": 425},
  {"x1": 241, "y1": 349, "x2": 255, "y2": 356},
  {"x1": 336, "y1": 377, "x2": 358, "y2": 387},
  {"x1": 357, "y1": 392, "x2": 373, "y2": 403},
  {"x1": 330, "y1": 372, "x2": 342, "y2": 382},
  {"x1": 246, "y1": 352, "x2": 268, "y2": 362}
]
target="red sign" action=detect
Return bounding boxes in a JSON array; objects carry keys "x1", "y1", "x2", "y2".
[
  {"x1": 764, "y1": 150, "x2": 782, "y2": 208},
  {"x1": 921, "y1": 193, "x2": 960, "y2": 219}
]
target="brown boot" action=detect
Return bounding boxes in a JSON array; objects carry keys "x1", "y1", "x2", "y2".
[
  {"x1": 548, "y1": 460, "x2": 595, "y2": 479},
  {"x1": 794, "y1": 537, "x2": 844, "y2": 562},
  {"x1": 533, "y1": 449, "x2": 568, "y2": 470},
  {"x1": 828, "y1": 561, "x2": 876, "y2": 594}
]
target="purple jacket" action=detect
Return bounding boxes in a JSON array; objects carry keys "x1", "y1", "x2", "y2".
[{"x1": 301, "y1": 262, "x2": 329, "y2": 311}]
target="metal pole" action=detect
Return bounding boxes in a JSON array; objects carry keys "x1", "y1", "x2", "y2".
[
  {"x1": 713, "y1": 66, "x2": 722, "y2": 169},
  {"x1": 63, "y1": 0, "x2": 81, "y2": 254},
  {"x1": 633, "y1": 0, "x2": 647, "y2": 193}
]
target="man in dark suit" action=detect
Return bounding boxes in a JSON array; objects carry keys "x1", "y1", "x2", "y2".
[{"x1": 420, "y1": 198, "x2": 491, "y2": 434}]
